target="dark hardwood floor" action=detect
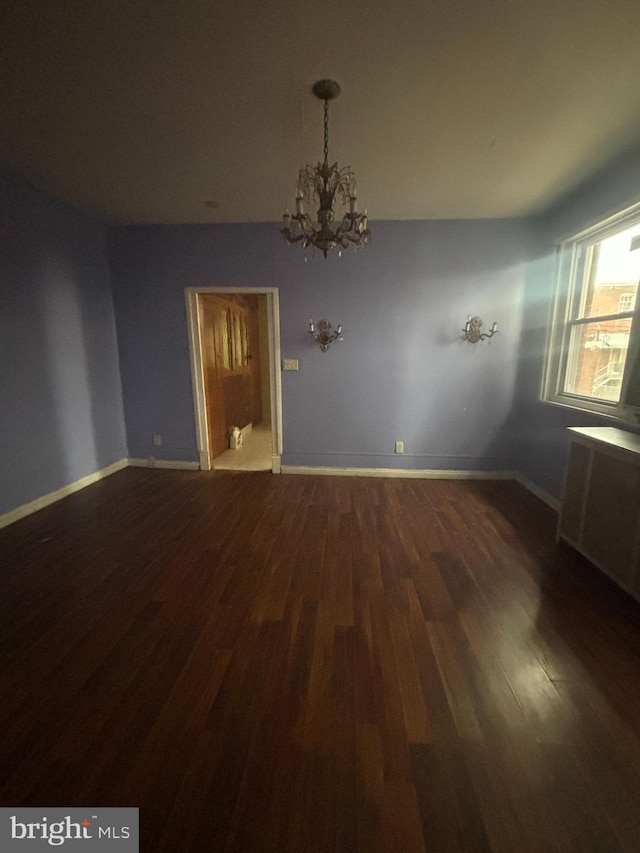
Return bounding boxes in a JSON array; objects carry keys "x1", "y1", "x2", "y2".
[{"x1": 2, "y1": 469, "x2": 640, "y2": 851}]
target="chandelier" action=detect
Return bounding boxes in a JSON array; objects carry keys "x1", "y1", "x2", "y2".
[{"x1": 282, "y1": 80, "x2": 371, "y2": 258}]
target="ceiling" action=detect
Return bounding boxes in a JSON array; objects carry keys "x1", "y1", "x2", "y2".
[{"x1": 3, "y1": 0, "x2": 640, "y2": 224}]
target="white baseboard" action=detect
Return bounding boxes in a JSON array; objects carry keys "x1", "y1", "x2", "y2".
[
  {"x1": 128, "y1": 458, "x2": 200, "y2": 470},
  {"x1": 0, "y1": 458, "x2": 129, "y2": 529},
  {"x1": 0, "y1": 456, "x2": 203, "y2": 529},
  {"x1": 197, "y1": 455, "x2": 558, "y2": 499},
  {"x1": 515, "y1": 474, "x2": 560, "y2": 511},
  {"x1": 281, "y1": 465, "x2": 518, "y2": 480},
  {"x1": 0, "y1": 459, "x2": 558, "y2": 532},
  {"x1": 281, "y1": 465, "x2": 561, "y2": 510}
]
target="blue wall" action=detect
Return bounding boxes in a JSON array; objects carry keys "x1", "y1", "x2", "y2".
[
  {"x1": 108, "y1": 219, "x2": 531, "y2": 471},
  {"x1": 0, "y1": 174, "x2": 127, "y2": 517},
  {"x1": 7, "y1": 141, "x2": 640, "y2": 520},
  {"x1": 515, "y1": 145, "x2": 640, "y2": 500}
]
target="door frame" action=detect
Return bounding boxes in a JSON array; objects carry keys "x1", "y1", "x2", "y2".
[{"x1": 185, "y1": 286, "x2": 283, "y2": 472}]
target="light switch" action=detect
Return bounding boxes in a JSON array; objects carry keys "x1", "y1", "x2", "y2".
[{"x1": 282, "y1": 358, "x2": 300, "y2": 371}]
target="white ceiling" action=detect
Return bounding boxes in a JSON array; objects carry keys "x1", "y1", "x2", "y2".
[{"x1": 3, "y1": 0, "x2": 640, "y2": 224}]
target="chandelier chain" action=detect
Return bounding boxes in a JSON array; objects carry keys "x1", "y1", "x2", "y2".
[{"x1": 323, "y1": 99, "x2": 329, "y2": 166}]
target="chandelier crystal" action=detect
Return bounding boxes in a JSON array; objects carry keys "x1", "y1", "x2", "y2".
[{"x1": 282, "y1": 80, "x2": 371, "y2": 258}]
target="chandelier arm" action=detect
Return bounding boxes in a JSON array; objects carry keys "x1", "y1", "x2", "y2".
[
  {"x1": 281, "y1": 229, "x2": 311, "y2": 246},
  {"x1": 336, "y1": 213, "x2": 364, "y2": 233},
  {"x1": 339, "y1": 233, "x2": 360, "y2": 245},
  {"x1": 339, "y1": 227, "x2": 371, "y2": 246}
]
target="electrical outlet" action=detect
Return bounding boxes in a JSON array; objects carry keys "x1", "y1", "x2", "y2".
[
  {"x1": 395, "y1": 441, "x2": 404, "y2": 454},
  {"x1": 153, "y1": 434, "x2": 162, "y2": 446},
  {"x1": 282, "y1": 358, "x2": 300, "y2": 371}
]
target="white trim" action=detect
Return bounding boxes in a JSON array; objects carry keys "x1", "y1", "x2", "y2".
[
  {"x1": 0, "y1": 458, "x2": 129, "y2": 529},
  {"x1": 542, "y1": 204, "x2": 640, "y2": 419},
  {"x1": 268, "y1": 291, "x2": 284, "y2": 460},
  {"x1": 560, "y1": 198, "x2": 640, "y2": 245},
  {"x1": 184, "y1": 286, "x2": 283, "y2": 472},
  {"x1": 128, "y1": 458, "x2": 200, "y2": 470},
  {"x1": 185, "y1": 287, "x2": 210, "y2": 470},
  {"x1": 281, "y1": 465, "x2": 518, "y2": 480},
  {"x1": 283, "y1": 465, "x2": 562, "y2": 509},
  {"x1": 515, "y1": 474, "x2": 560, "y2": 511},
  {"x1": 0, "y1": 458, "x2": 559, "y2": 531}
]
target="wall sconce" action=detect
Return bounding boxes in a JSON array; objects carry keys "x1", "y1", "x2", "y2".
[
  {"x1": 309, "y1": 319, "x2": 343, "y2": 352},
  {"x1": 462, "y1": 315, "x2": 498, "y2": 344}
]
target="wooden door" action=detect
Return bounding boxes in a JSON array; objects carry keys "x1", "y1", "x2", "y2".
[
  {"x1": 200, "y1": 293, "x2": 268, "y2": 462},
  {"x1": 200, "y1": 298, "x2": 227, "y2": 459}
]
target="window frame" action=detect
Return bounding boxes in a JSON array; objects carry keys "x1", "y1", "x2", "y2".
[{"x1": 542, "y1": 202, "x2": 640, "y2": 420}]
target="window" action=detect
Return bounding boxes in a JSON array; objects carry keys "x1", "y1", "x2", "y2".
[
  {"x1": 543, "y1": 207, "x2": 640, "y2": 418},
  {"x1": 619, "y1": 293, "x2": 634, "y2": 312}
]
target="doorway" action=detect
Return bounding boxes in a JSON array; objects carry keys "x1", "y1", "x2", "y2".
[{"x1": 185, "y1": 287, "x2": 283, "y2": 472}]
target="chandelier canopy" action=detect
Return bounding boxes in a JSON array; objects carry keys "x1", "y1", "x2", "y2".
[{"x1": 282, "y1": 80, "x2": 371, "y2": 258}]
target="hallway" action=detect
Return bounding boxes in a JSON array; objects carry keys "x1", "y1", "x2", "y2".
[{"x1": 212, "y1": 423, "x2": 272, "y2": 471}]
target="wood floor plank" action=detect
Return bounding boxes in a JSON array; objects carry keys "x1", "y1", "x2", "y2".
[{"x1": 2, "y1": 469, "x2": 640, "y2": 850}]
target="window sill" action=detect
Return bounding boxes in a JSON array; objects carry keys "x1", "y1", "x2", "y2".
[{"x1": 540, "y1": 395, "x2": 627, "y2": 423}]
